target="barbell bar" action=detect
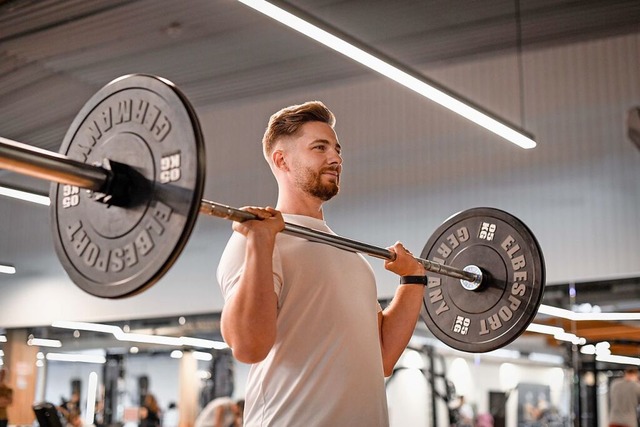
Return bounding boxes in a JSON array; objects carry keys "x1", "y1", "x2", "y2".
[
  {"x1": 0, "y1": 136, "x2": 482, "y2": 285},
  {"x1": 0, "y1": 74, "x2": 545, "y2": 352}
]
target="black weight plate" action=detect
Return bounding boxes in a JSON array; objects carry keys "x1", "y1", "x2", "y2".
[
  {"x1": 50, "y1": 74, "x2": 205, "y2": 298},
  {"x1": 420, "y1": 208, "x2": 545, "y2": 352}
]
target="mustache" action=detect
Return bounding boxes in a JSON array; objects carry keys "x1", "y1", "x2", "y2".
[{"x1": 321, "y1": 165, "x2": 341, "y2": 174}]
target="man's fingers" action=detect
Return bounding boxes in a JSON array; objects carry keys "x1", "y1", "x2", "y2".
[{"x1": 242, "y1": 206, "x2": 278, "y2": 219}]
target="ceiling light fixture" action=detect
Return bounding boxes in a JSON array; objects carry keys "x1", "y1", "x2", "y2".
[
  {"x1": 526, "y1": 323, "x2": 586, "y2": 345},
  {"x1": 527, "y1": 352, "x2": 564, "y2": 364},
  {"x1": 52, "y1": 320, "x2": 120, "y2": 334},
  {"x1": 596, "y1": 354, "x2": 640, "y2": 366},
  {"x1": 0, "y1": 265, "x2": 16, "y2": 275},
  {"x1": 0, "y1": 336, "x2": 6, "y2": 343},
  {"x1": 45, "y1": 353, "x2": 106, "y2": 364},
  {"x1": 192, "y1": 351, "x2": 213, "y2": 361},
  {"x1": 84, "y1": 372, "x2": 99, "y2": 426},
  {"x1": 52, "y1": 320, "x2": 229, "y2": 350},
  {"x1": 0, "y1": 186, "x2": 50, "y2": 206},
  {"x1": 553, "y1": 332, "x2": 585, "y2": 345},
  {"x1": 537, "y1": 304, "x2": 640, "y2": 321},
  {"x1": 485, "y1": 348, "x2": 521, "y2": 359},
  {"x1": 526, "y1": 323, "x2": 564, "y2": 335},
  {"x1": 27, "y1": 337, "x2": 62, "y2": 348},
  {"x1": 237, "y1": 0, "x2": 536, "y2": 149}
]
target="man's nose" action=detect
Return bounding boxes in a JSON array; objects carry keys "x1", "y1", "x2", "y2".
[{"x1": 328, "y1": 148, "x2": 342, "y2": 164}]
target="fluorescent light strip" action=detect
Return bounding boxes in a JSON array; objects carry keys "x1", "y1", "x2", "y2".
[
  {"x1": 596, "y1": 354, "x2": 640, "y2": 366},
  {"x1": 526, "y1": 323, "x2": 586, "y2": 345},
  {"x1": 537, "y1": 304, "x2": 640, "y2": 321},
  {"x1": 114, "y1": 331, "x2": 182, "y2": 346},
  {"x1": 192, "y1": 351, "x2": 213, "y2": 361},
  {"x1": 46, "y1": 353, "x2": 106, "y2": 364},
  {"x1": 553, "y1": 332, "x2": 585, "y2": 345},
  {"x1": 237, "y1": 0, "x2": 536, "y2": 149},
  {"x1": 52, "y1": 320, "x2": 121, "y2": 334},
  {"x1": 0, "y1": 186, "x2": 50, "y2": 206},
  {"x1": 0, "y1": 336, "x2": 6, "y2": 343},
  {"x1": 84, "y1": 372, "x2": 99, "y2": 426},
  {"x1": 526, "y1": 323, "x2": 564, "y2": 335},
  {"x1": 181, "y1": 336, "x2": 229, "y2": 350},
  {"x1": 527, "y1": 352, "x2": 564, "y2": 364},
  {"x1": 485, "y1": 349, "x2": 521, "y2": 359},
  {"x1": 53, "y1": 320, "x2": 229, "y2": 350},
  {"x1": 28, "y1": 338, "x2": 62, "y2": 348},
  {"x1": 0, "y1": 265, "x2": 16, "y2": 275},
  {"x1": 170, "y1": 350, "x2": 213, "y2": 361}
]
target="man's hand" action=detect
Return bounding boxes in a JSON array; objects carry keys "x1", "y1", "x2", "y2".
[
  {"x1": 384, "y1": 242, "x2": 426, "y2": 277},
  {"x1": 232, "y1": 206, "x2": 284, "y2": 240}
]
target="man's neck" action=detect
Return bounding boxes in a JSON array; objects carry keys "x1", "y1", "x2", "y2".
[{"x1": 276, "y1": 191, "x2": 325, "y2": 220}]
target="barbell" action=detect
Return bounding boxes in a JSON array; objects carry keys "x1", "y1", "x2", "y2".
[{"x1": 0, "y1": 74, "x2": 545, "y2": 353}]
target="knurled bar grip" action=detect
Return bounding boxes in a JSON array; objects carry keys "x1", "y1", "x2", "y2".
[
  {"x1": 199, "y1": 199, "x2": 481, "y2": 283},
  {"x1": 0, "y1": 138, "x2": 481, "y2": 284}
]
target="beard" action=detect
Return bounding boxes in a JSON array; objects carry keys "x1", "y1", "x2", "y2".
[{"x1": 295, "y1": 165, "x2": 340, "y2": 201}]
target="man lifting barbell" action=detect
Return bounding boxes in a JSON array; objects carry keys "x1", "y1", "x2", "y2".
[
  {"x1": 0, "y1": 74, "x2": 545, "y2": 411},
  {"x1": 217, "y1": 101, "x2": 426, "y2": 426}
]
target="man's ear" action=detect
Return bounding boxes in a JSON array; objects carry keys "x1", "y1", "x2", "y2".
[{"x1": 273, "y1": 149, "x2": 288, "y2": 171}]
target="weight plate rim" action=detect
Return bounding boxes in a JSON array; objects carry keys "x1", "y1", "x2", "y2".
[
  {"x1": 50, "y1": 74, "x2": 206, "y2": 299},
  {"x1": 420, "y1": 207, "x2": 546, "y2": 353}
]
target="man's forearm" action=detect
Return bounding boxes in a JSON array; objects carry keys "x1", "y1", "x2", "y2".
[
  {"x1": 379, "y1": 284, "x2": 424, "y2": 376},
  {"x1": 221, "y1": 235, "x2": 278, "y2": 363}
]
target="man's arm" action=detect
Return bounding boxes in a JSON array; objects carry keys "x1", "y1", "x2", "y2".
[
  {"x1": 220, "y1": 207, "x2": 284, "y2": 364},
  {"x1": 378, "y1": 242, "x2": 426, "y2": 376}
]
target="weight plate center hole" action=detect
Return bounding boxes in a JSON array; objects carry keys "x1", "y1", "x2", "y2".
[{"x1": 446, "y1": 245, "x2": 507, "y2": 314}]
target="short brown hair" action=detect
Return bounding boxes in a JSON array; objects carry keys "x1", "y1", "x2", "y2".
[{"x1": 262, "y1": 101, "x2": 336, "y2": 159}]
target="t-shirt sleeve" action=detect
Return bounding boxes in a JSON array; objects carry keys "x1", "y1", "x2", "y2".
[{"x1": 217, "y1": 232, "x2": 283, "y2": 302}]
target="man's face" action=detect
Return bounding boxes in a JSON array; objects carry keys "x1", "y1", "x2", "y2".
[{"x1": 286, "y1": 121, "x2": 343, "y2": 201}]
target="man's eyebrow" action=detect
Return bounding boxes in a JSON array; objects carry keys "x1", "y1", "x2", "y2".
[{"x1": 312, "y1": 139, "x2": 342, "y2": 151}]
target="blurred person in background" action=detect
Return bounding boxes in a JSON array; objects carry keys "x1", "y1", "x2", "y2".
[
  {"x1": 194, "y1": 397, "x2": 244, "y2": 427},
  {"x1": 609, "y1": 367, "x2": 640, "y2": 427},
  {"x1": 0, "y1": 368, "x2": 13, "y2": 427},
  {"x1": 139, "y1": 394, "x2": 161, "y2": 427}
]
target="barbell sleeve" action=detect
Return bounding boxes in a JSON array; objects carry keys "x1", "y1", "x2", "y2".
[{"x1": 0, "y1": 137, "x2": 111, "y2": 191}]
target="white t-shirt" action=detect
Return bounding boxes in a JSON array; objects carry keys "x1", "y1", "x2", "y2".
[{"x1": 217, "y1": 214, "x2": 388, "y2": 427}]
